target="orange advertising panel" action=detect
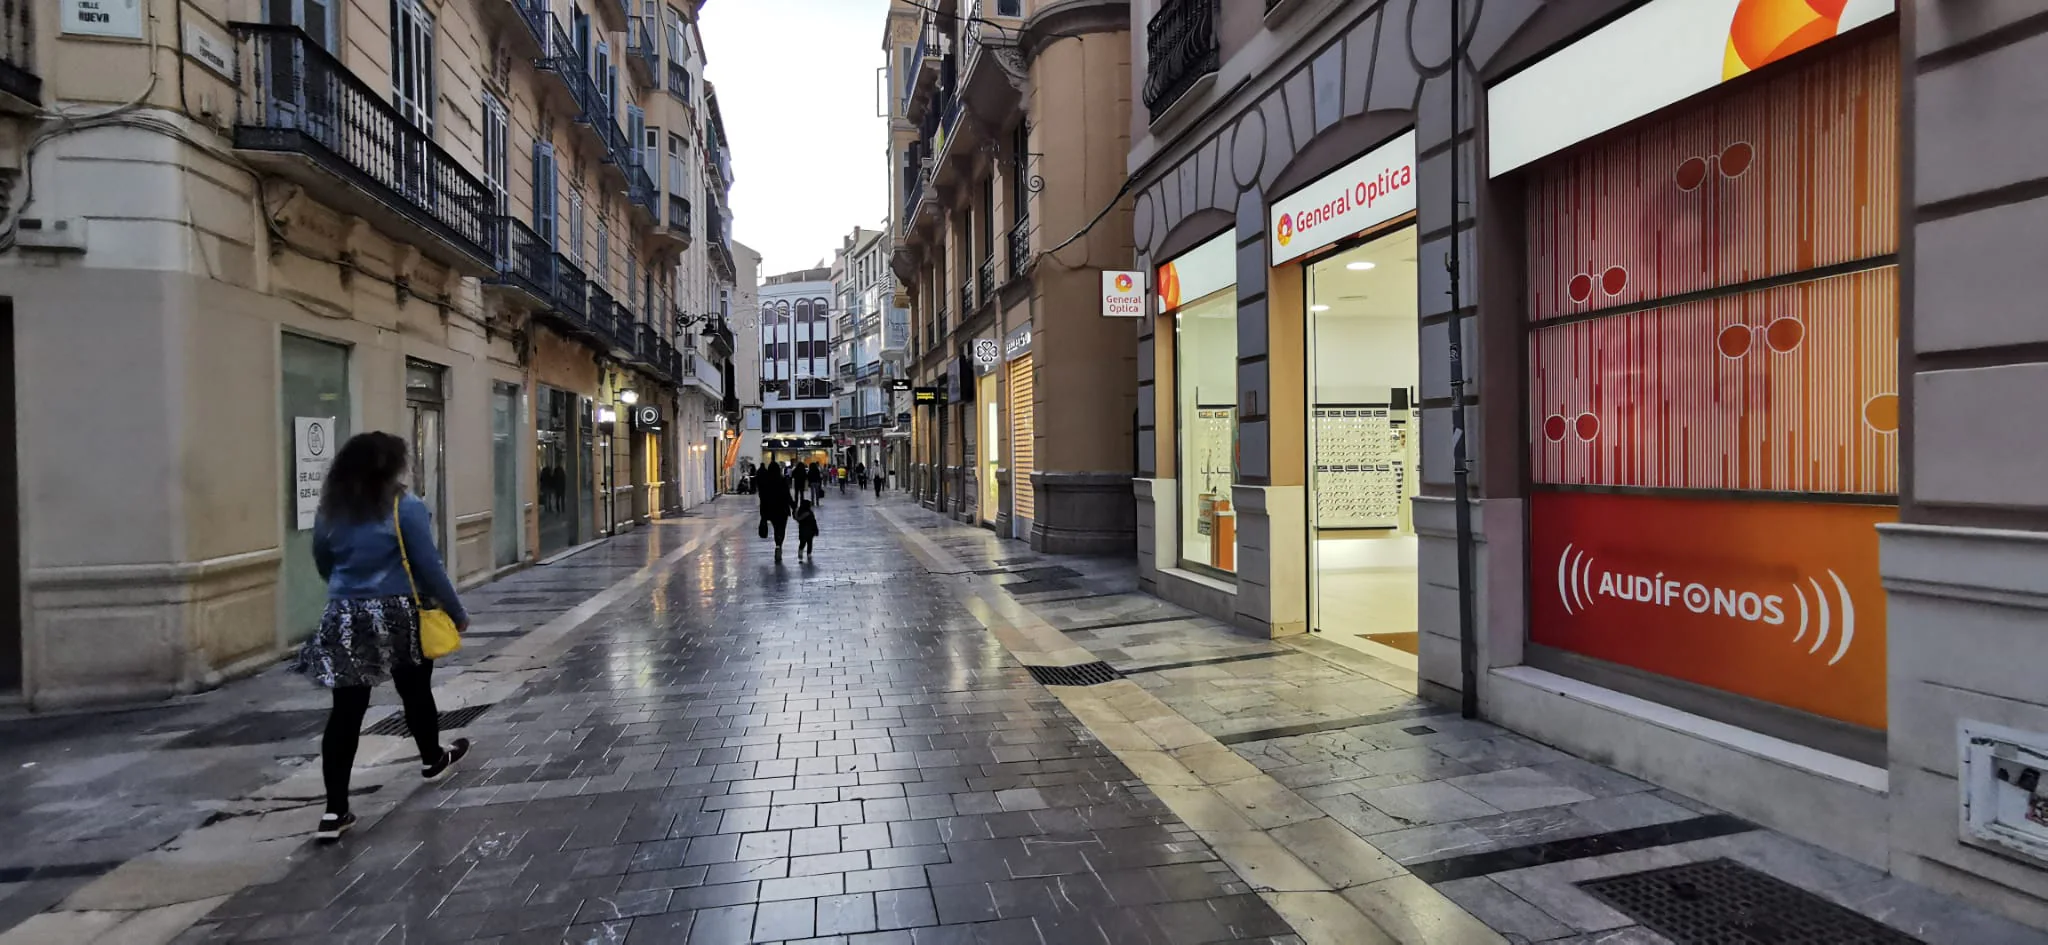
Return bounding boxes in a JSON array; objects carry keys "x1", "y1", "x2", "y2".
[{"x1": 1530, "y1": 491, "x2": 1890, "y2": 729}]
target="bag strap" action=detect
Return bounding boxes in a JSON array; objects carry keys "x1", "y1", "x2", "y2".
[{"x1": 392, "y1": 495, "x2": 424, "y2": 609}]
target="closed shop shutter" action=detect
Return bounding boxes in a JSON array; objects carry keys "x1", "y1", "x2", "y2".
[{"x1": 1009, "y1": 354, "x2": 1035, "y2": 521}]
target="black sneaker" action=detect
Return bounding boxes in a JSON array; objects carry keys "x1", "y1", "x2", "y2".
[
  {"x1": 315, "y1": 811, "x2": 356, "y2": 842},
  {"x1": 423, "y1": 738, "x2": 471, "y2": 782}
]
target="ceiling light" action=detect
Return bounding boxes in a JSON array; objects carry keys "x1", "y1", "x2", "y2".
[
  {"x1": 1310, "y1": 304, "x2": 1331, "y2": 312},
  {"x1": 1347, "y1": 261, "x2": 1377, "y2": 271}
]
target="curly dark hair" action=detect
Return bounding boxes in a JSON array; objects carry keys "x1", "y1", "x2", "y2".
[{"x1": 318, "y1": 431, "x2": 409, "y2": 524}]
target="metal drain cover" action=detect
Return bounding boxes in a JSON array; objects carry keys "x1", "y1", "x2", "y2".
[
  {"x1": 1025, "y1": 662, "x2": 1122, "y2": 687},
  {"x1": 362, "y1": 703, "x2": 495, "y2": 737},
  {"x1": 1579, "y1": 858, "x2": 1923, "y2": 944}
]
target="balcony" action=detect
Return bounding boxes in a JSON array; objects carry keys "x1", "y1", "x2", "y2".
[
  {"x1": 1143, "y1": 0, "x2": 1219, "y2": 124},
  {"x1": 661, "y1": 194, "x2": 693, "y2": 247},
  {"x1": 684, "y1": 352, "x2": 724, "y2": 400},
  {"x1": 958, "y1": 280, "x2": 973, "y2": 318},
  {"x1": 960, "y1": 0, "x2": 1024, "y2": 116},
  {"x1": 0, "y1": 0, "x2": 31, "y2": 108},
  {"x1": 626, "y1": 155, "x2": 658, "y2": 221},
  {"x1": 666, "y1": 61, "x2": 692, "y2": 103},
  {"x1": 625, "y1": 17, "x2": 658, "y2": 88},
  {"x1": 229, "y1": 24, "x2": 494, "y2": 275},
  {"x1": 490, "y1": 217, "x2": 556, "y2": 309},
  {"x1": 977, "y1": 256, "x2": 995, "y2": 309},
  {"x1": 550, "y1": 253, "x2": 590, "y2": 329},
  {"x1": 1007, "y1": 215, "x2": 1031, "y2": 283},
  {"x1": 484, "y1": 0, "x2": 549, "y2": 62},
  {"x1": 901, "y1": 11, "x2": 939, "y2": 114},
  {"x1": 858, "y1": 361, "x2": 883, "y2": 380},
  {"x1": 635, "y1": 322, "x2": 668, "y2": 377},
  {"x1": 536, "y1": 19, "x2": 630, "y2": 180}
]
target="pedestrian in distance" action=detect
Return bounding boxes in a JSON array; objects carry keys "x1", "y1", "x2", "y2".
[
  {"x1": 810, "y1": 462, "x2": 827, "y2": 504},
  {"x1": 839, "y1": 464, "x2": 849, "y2": 496},
  {"x1": 758, "y1": 460, "x2": 792, "y2": 561},
  {"x1": 295, "y1": 432, "x2": 471, "y2": 843},
  {"x1": 795, "y1": 496, "x2": 819, "y2": 560}
]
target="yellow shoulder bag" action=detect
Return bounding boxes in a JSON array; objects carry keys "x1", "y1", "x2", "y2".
[{"x1": 393, "y1": 496, "x2": 462, "y2": 660}]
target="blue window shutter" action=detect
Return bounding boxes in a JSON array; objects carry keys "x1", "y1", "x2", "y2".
[{"x1": 533, "y1": 141, "x2": 557, "y2": 248}]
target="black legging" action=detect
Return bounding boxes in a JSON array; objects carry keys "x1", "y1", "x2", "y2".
[
  {"x1": 766, "y1": 514, "x2": 789, "y2": 547},
  {"x1": 323, "y1": 661, "x2": 440, "y2": 815}
]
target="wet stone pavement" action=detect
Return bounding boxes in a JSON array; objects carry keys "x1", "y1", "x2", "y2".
[{"x1": 188, "y1": 493, "x2": 1300, "y2": 944}]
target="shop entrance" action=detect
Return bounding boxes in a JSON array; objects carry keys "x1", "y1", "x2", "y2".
[
  {"x1": 535, "y1": 385, "x2": 581, "y2": 555},
  {"x1": 978, "y1": 372, "x2": 1000, "y2": 525},
  {"x1": 281, "y1": 334, "x2": 351, "y2": 643},
  {"x1": 405, "y1": 360, "x2": 448, "y2": 555},
  {"x1": 1305, "y1": 226, "x2": 1420, "y2": 668},
  {"x1": 490, "y1": 382, "x2": 521, "y2": 568},
  {"x1": 0, "y1": 304, "x2": 18, "y2": 692}
]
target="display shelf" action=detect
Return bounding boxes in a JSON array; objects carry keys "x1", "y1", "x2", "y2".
[{"x1": 1314, "y1": 403, "x2": 1408, "y2": 529}]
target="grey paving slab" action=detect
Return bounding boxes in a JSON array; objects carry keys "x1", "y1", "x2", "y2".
[{"x1": 169, "y1": 496, "x2": 1284, "y2": 944}]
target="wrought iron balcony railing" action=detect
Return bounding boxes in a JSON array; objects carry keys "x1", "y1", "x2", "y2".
[
  {"x1": 1007, "y1": 215, "x2": 1031, "y2": 282},
  {"x1": 958, "y1": 280, "x2": 973, "y2": 316},
  {"x1": 626, "y1": 17, "x2": 658, "y2": 80},
  {"x1": 636, "y1": 322, "x2": 663, "y2": 369},
  {"x1": 493, "y1": 216, "x2": 556, "y2": 303},
  {"x1": 626, "y1": 155, "x2": 658, "y2": 217},
  {"x1": 505, "y1": 0, "x2": 549, "y2": 54},
  {"x1": 667, "y1": 194, "x2": 692, "y2": 239},
  {"x1": 553, "y1": 253, "x2": 589, "y2": 323},
  {"x1": 230, "y1": 24, "x2": 493, "y2": 266},
  {"x1": 1143, "y1": 0, "x2": 1219, "y2": 122},
  {"x1": 977, "y1": 256, "x2": 995, "y2": 309},
  {"x1": 0, "y1": 0, "x2": 37, "y2": 105},
  {"x1": 667, "y1": 61, "x2": 691, "y2": 101}
]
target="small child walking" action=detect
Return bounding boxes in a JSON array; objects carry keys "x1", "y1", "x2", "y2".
[{"x1": 795, "y1": 497, "x2": 820, "y2": 560}]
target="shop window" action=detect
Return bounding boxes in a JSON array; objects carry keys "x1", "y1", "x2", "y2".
[{"x1": 1162, "y1": 231, "x2": 1238, "y2": 576}]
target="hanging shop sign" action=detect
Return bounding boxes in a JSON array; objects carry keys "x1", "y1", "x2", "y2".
[
  {"x1": 1004, "y1": 322, "x2": 1033, "y2": 361},
  {"x1": 631, "y1": 404, "x2": 663, "y2": 432},
  {"x1": 1529, "y1": 491, "x2": 1891, "y2": 730},
  {"x1": 1487, "y1": 0, "x2": 1895, "y2": 175},
  {"x1": 1270, "y1": 130, "x2": 1416, "y2": 265},
  {"x1": 292, "y1": 416, "x2": 337, "y2": 530},
  {"x1": 1101, "y1": 271, "x2": 1146, "y2": 317},
  {"x1": 913, "y1": 386, "x2": 943, "y2": 406},
  {"x1": 888, "y1": 378, "x2": 913, "y2": 392},
  {"x1": 1155, "y1": 230, "x2": 1234, "y2": 314},
  {"x1": 972, "y1": 338, "x2": 1002, "y2": 374}
]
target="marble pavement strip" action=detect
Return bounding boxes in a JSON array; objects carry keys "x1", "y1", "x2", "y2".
[
  {"x1": 0, "y1": 508, "x2": 750, "y2": 945},
  {"x1": 875, "y1": 500, "x2": 2048, "y2": 945}
]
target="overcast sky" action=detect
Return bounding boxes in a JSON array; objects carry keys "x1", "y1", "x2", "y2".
[{"x1": 701, "y1": 0, "x2": 893, "y2": 278}]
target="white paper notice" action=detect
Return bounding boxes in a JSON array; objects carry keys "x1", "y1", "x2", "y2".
[{"x1": 294, "y1": 417, "x2": 336, "y2": 530}]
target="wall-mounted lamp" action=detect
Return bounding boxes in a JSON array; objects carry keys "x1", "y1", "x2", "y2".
[{"x1": 619, "y1": 389, "x2": 640, "y2": 405}]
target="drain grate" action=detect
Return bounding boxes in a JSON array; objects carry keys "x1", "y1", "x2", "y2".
[
  {"x1": 1579, "y1": 859, "x2": 1923, "y2": 945},
  {"x1": 164, "y1": 710, "x2": 331, "y2": 749},
  {"x1": 362, "y1": 703, "x2": 496, "y2": 737},
  {"x1": 1024, "y1": 662, "x2": 1123, "y2": 687},
  {"x1": 488, "y1": 596, "x2": 552, "y2": 606}
]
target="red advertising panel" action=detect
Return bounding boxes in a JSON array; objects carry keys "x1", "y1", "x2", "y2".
[
  {"x1": 1530, "y1": 491, "x2": 1889, "y2": 729},
  {"x1": 1529, "y1": 267, "x2": 1898, "y2": 495},
  {"x1": 1524, "y1": 30, "x2": 1897, "y2": 323}
]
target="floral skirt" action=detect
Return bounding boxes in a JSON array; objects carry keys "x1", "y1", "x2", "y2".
[{"x1": 294, "y1": 595, "x2": 426, "y2": 689}]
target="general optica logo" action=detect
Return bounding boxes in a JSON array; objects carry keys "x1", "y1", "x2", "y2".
[
  {"x1": 1275, "y1": 215, "x2": 1294, "y2": 247},
  {"x1": 1554, "y1": 543, "x2": 1859, "y2": 666},
  {"x1": 1115, "y1": 273, "x2": 1134, "y2": 292}
]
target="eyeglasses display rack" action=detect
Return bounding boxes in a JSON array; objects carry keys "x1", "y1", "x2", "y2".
[{"x1": 1313, "y1": 399, "x2": 1412, "y2": 530}]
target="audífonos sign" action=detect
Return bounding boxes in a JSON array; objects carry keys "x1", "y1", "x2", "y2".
[{"x1": 1270, "y1": 130, "x2": 1416, "y2": 266}]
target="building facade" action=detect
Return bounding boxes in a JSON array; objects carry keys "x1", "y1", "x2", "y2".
[
  {"x1": 729, "y1": 239, "x2": 763, "y2": 487},
  {"x1": 885, "y1": 0, "x2": 1138, "y2": 553},
  {"x1": 0, "y1": 0, "x2": 739, "y2": 706},
  {"x1": 757, "y1": 269, "x2": 836, "y2": 468},
  {"x1": 1127, "y1": 0, "x2": 2048, "y2": 927},
  {"x1": 831, "y1": 227, "x2": 892, "y2": 473}
]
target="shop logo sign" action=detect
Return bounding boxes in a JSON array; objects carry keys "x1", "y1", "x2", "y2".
[
  {"x1": 1270, "y1": 130, "x2": 1418, "y2": 265},
  {"x1": 1555, "y1": 543, "x2": 1859, "y2": 665},
  {"x1": 1102, "y1": 270, "x2": 1146, "y2": 317}
]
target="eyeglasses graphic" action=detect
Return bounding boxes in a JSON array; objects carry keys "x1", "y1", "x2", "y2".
[
  {"x1": 1567, "y1": 266, "x2": 1628, "y2": 306},
  {"x1": 1676, "y1": 142, "x2": 1754, "y2": 192},
  {"x1": 1542, "y1": 412, "x2": 1601, "y2": 443},
  {"x1": 1716, "y1": 316, "x2": 1805, "y2": 359}
]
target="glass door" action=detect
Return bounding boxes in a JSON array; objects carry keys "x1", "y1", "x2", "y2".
[
  {"x1": 491, "y1": 382, "x2": 521, "y2": 568},
  {"x1": 979, "y1": 374, "x2": 1000, "y2": 524},
  {"x1": 536, "y1": 385, "x2": 580, "y2": 554},
  {"x1": 406, "y1": 360, "x2": 448, "y2": 555},
  {"x1": 281, "y1": 334, "x2": 351, "y2": 644},
  {"x1": 1305, "y1": 227, "x2": 1421, "y2": 668}
]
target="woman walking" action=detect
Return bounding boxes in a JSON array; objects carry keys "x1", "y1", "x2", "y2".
[
  {"x1": 809, "y1": 462, "x2": 827, "y2": 504},
  {"x1": 758, "y1": 460, "x2": 793, "y2": 561},
  {"x1": 297, "y1": 432, "x2": 470, "y2": 842}
]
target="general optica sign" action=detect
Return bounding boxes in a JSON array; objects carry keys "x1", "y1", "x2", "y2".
[
  {"x1": 1529, "y1": 491, "x2": 1891, "y2": 729},
  {"x1": 1269, "y1": 130, "x2": 1416, "y2": 266}
]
